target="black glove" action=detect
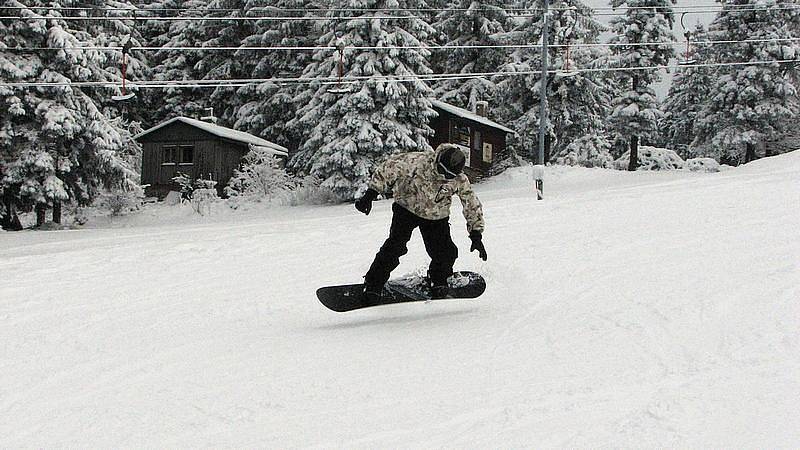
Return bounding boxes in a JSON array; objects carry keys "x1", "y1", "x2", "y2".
[
  {"x1": 469, "y1": 231, "x2": 487, "y2": 261},
  {"x1": 355, "y1": 189, "x2": 379, "y2": 215}
]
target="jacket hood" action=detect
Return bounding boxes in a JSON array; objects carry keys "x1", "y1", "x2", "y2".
[
  {"x1": 434, "y1": 143, "x2": 462, "y2": 160},
  {"x1": 433, "y1": 143, "x2": 467, "y2": 180}
]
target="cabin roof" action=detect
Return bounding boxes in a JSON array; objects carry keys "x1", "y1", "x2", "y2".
[
  {"x1": 431, "y1": 100, "x2": 515, "y2": 134},
  {"x1": 134, "y1": 117, "x2": 289, "y2": 156}
]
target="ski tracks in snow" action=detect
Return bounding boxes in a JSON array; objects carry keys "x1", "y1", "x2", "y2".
[{"x1": 2, "y1": 155, "x2": 800, "y2": 446}]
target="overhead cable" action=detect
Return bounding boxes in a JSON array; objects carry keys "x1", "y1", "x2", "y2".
[
  {"x1": 2, "y1": 2, "x2": 797, "y2": 14},
  {"x1": 7, "y1": 36, "x2": 800, "y2": 53},
  {"x1": 0, "y1": 58, "x2": 795, "y2": 89},
  {"x1": 2, "y1": 4, "x2": 799, "y2": 21}
]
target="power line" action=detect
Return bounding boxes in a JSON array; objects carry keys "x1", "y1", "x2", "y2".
[
  {"x1": 2, "y1": 4, "x2": 798, "y2": 22},
  {"x1": 3, "y1": 5, "x2": 546, "y2": 13},
  {"x1": 2, "y1": 2, "x2": 796, "y2": 14},
  {"x1": 0, "y1": 58, "x2": 795, "y2": 89},
  {"x1": 7, "y1": 36, "x2": 800, "y2": 53},
  {"x1": 0, "y1": 14, "x2": 420, "y2": 21}
]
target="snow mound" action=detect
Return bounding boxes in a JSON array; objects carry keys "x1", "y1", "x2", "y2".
[
  {"x1": 729, "y1": 148, "x2": 800, "y2": 174},
  {"x1": 614, "y1": 146, "x2": 685, "y2": 171},
  {"x1": 685, "y1": 157, "x2": 721, "y2": 173}
]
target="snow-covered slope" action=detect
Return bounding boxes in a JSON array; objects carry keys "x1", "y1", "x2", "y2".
[{"x1": 2, "y1": 153, "x2": 799, "y2": 447}]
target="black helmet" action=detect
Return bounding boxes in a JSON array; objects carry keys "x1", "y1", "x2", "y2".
[{"x1": 436, "y1": 144, "x2": 466, "y2": 179}]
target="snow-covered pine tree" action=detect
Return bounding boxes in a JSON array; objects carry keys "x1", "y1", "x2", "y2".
[
  {"x1": 4, "y1": 147, "x2": 69, "y2": 220},
  {"x1": 232, "y1": 0, "x2": 321, "y2": 151},
  {"x1": 141, "y1": 0, "x2": 190, "y2": 123},
  {"x1": 431, "y1": 0, "x2": 509, "y2": 111},
  {"x1": 288, "y1": 0, "x2": 437, "y2": 200},
  {"x1": 495, "y1": 0, "x2": 611, "y2": 163},
  {"x1": 90, "y1": 2, "x2": 150, "y2": 172},
  {"x1": 693, "y1": 0, "x2": 800, "y2": 164},
  {"x1": 608, "y1": 0, "x2": 676, "y2": 170},
  {"x1": 194, "y1": 0, "x2": 252, "y2": 125},
  {"x1": 0, "y1": 0, "x2": 141, "y2": 225},
  {"x1": 660, "y1": 23, "x2": 714, "y2": 157},
  {"x1": 88, "y1": 1, "x2": 149, "y2": 120},
  {"x1": 142, "y1": 0, "x2": 175, "y2": 49},
  {"x1": 149, "y1": 0, "x2": 211, "y2": 123}
]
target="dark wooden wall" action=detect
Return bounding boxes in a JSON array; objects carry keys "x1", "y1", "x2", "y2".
[
  {"x1": 429, "y1": 108, "x2": 508, "y2": 179},
  {"x1": 139, "y1": 121, "x2": 251, "y2": 197},
  {"x1": 141, "y1": 140, "x2": 215, "y2": 184},
  {"x1": 211, "y1": 141, "x2": 250, "y2": 186}
]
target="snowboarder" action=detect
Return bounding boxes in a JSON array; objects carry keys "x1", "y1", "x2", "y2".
[{"x1": 354, "y1": 143, "x2": 487, "y2": 303}]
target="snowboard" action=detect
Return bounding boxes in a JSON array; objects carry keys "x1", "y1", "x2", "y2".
[{"x1": 317, "y1": 271, "x2": 486, "y2": 312}]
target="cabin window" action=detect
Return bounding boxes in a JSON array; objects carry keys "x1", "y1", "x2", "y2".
[
  {"x1": 162, "y1": 145, "x2": 194, "y2": 165},
  {"x1": 451, "y1": 122, "x2": 471, "y2": 148},
  {"x1": 179, "y1": 145, "x2": 194, "y2": 165},
  {"x1": 162, "y1": 145, "x2": 178, "y2": 165},
  {"x1": 483, "y1": 142, "x2": 493, "y2": 163}
]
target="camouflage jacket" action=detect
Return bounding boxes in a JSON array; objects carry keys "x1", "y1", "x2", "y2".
[{"x1": 368, "y1": 146, "x2": 485, "y2": 233}]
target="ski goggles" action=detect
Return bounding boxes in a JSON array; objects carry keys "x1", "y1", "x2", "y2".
[{"x1": 437, "y1": 160, "x2": 461, "y2": 179}]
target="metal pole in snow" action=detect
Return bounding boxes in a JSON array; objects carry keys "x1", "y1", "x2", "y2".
[{"x1": 535, "y1": 0, "x2": 549, "y2": 200}]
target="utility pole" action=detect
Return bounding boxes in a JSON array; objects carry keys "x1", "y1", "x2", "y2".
[{"x1": 534, "y1": 0, "x2": 549, "y2": 200}]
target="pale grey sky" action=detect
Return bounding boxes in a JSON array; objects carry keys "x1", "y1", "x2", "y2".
[
  {"x1": 586, "y1": 0, "x2": 722, "y2": 96},
  {"x1": 586, "y1": 0, "x2": 720, "y2": 28}
]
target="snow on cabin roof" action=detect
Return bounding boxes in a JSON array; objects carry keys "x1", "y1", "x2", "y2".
[
  {"x1": 430, "y1": 100, "x2": 515, "y2": 134},
  {"x1": 134, "y1": 117, "x2": 289, "y2": 156},
  {"x1": 249, "y1": 144, "x2": 289, "y2": 157}
]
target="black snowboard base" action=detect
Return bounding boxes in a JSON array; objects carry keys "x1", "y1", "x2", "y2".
[{"x1": 317, "y1": 271, "x2": 486, "y2": 312}]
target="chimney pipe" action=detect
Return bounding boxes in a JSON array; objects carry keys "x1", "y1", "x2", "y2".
[
  {"x1": 200, "y1": 107, "x2": 217, "y2": 124},
  {"x1": 475, "y1": 101, "x2": 489, "y2": 117}
]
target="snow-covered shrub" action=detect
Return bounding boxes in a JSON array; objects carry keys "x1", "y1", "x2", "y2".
[
  {"x1": 172, "y1": 172, "x2": 194, "y2": 202},
  {"x1": 289, "y1": 175, "x2": 340, "y2": 206},
  {"x1": 191, "y1": 186, "x2": 218, "y2": 216},
  {"x1": 189, "y1": 178, "x2": 218, "y2": 215},
  {"x1": 556, "y1": 135, "x2": 613, "y2": 168},
  {"x1": 71, "y1": 207, "x2": 89, "y2": 226},
  {"x1": 101, "y1": 186, "x2": 146, "y2": 217},
  {"x1": 685, "y1": 157, "x2": 721, "y2": 173},
  {"x1": 225, "y1": 148, "x2": 297, "y2": 206},
  {"x1": 194, "y1": 178, "x2": 217, "y2": 190},
  {"x1": 163, "y1": 191, "x2": 182, "y2": 206},
  {"x1": 170, "y1": 173, "x2": 218, "y2": 205},
  {"x1": 105, "y1": 193, "x2": 134, "y2": 217},
  {"x1": 614, "y1": 146, "x2": 685, "y2": 170}
]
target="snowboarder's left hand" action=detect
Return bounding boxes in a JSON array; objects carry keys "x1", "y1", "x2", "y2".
[
  {"x1": 355, "y1": 189, "x2": 379, "y2": 215},
  {"x1": 469, "y1": 231, "x2": 487, "y2": 261}
]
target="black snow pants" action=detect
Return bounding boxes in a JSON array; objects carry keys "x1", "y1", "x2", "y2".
[{"x1": 364, "y1": 203, "x2": 458, "y2": 289}]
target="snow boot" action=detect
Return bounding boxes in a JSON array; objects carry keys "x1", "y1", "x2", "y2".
[
  {"x1": 430, "y1": 283, "x2": 449, "y2": 299},
  {"x1": 427, "y1": 270, "x2": 451, "y2": 299},
  {"x1": 362, "y1": 284, "x2": 382, "y2": 306}
]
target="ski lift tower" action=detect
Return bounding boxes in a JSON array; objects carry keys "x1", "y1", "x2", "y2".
[{"x1": 535, "y1": 0, "x2": 549, "y2": 200}]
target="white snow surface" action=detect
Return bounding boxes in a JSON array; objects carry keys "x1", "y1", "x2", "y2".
[{"x1": 2, "y1": 152, "x2": 800, "y2": 447}]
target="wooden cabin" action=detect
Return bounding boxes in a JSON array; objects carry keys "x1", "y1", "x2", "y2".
[
  {"x1": 134, "y1": 117, "x2": 288, "y2": 197},
  {"x1": 429, "y1": 100, "x2": 514, "y2": 179}
]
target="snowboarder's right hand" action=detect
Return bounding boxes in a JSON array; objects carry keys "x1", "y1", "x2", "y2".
[{"x1": 355, "y1": 189, "x2": 379, "y2": 215}]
